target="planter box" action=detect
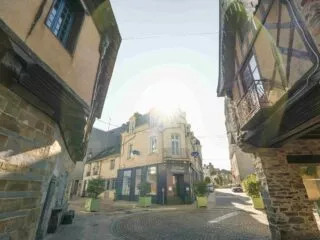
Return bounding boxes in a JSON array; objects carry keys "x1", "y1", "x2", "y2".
[
  {"x1": 85, "y1": 198, "x2": 100, "y2": 212},
  {"x1": 251, "y1": 196, "x2": 264, "y2": 210},
  {"x1": 196, "y1": 196, "x2": 208, "y2": 208},
  {"x1": 138, "y1": 196, "x2": 152, "y2": 207}
]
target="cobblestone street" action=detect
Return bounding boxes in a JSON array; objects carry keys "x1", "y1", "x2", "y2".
[{"x1": 45, "y1": 189, "x2": 271, "y2": 240}]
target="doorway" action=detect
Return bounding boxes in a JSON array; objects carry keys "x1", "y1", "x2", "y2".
[{"x1": 174, "y1": 174, "x2": 185, "y2": 202}]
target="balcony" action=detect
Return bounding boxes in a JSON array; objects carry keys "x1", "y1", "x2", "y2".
[
  {"x1": 163, "y1": 148, "x2": 189, "y2": 160},
  {"x1": 237, "y1": 79, "x2": 286, "y2": 130}
]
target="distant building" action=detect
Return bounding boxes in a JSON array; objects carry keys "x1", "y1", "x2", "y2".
[{"x1": 82, "y1": 126, "x2": 125, "y2": 198}]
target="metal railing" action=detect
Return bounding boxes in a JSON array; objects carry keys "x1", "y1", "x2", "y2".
[
  {"x1": 237, "y1": 79, "x2": 285, "y2": 128},
  {"x1": 163, "y1": 148, "x2": 188, "y2": 159}
]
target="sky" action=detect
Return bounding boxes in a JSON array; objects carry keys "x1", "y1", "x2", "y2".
[{"x1": 94, "y1": 0, "x2": 230, "y2": 170}]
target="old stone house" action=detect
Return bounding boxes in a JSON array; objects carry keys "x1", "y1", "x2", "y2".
[
  {"x1": 0, "y1": 0, "x2": 120, "y2": 239},
  {"x1": 219, "y1": 0, "x2": 320, "y2": 239}
]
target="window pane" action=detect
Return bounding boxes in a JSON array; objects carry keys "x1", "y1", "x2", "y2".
[
  {"x1": 110, "y1": 160, "x2": 115, "y2": 170},
  {"x1": 128, "y1": 144, "x2": 133, "y2": 159},
  {"x1": 243, "y1": 66, "x2": 253, "y2": 89},
  {"x1": 252, "y1": 68, "x2": 261, "y2": 80},
  {"x1": 147, "y1": 167, "x2": 157, "y2": 196},
  {"x1": 135, "y1": 169, "x2": 142, "y2": 195},
  {"x1": 249, "y1": 56, "x2": 257, "y2": 70},
  {"x1": 122, "y1": 170, "x2": 131, "y2": 195},
  {"x1": 151, "y1": 137, "x2": 157, "y2": 152}
]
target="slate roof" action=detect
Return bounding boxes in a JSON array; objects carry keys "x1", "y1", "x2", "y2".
[
  {"x1": 85, "y1": 125, "x2": 126, "y2": 163},
  {"x1": 86, "y1": 145, "x2": 120, "y2": 163}
]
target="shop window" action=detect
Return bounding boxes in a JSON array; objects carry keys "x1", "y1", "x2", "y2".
[
  {"x1": 112, "y1": 178, "x2": 116, "y2": 190},
  {"x1": 122, "y1": 170, "x2": 131, "y2": 196},
  {"x1": 135, "y1": 169, "x2": 142, "y2": 195},
  {"x1": 147, "y1": 166, "x2": 157, "y2": 196},
  {"x1": 106, "y1": 179, "x2": 110, "y2": 190}
]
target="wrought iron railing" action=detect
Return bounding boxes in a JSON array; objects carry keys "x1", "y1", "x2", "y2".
[
  {"x1": 163, "y1": 148, "x2": 188, "y2": 159},
  {"x1": 237, "y1": 79, "x2": 285, "y2": 128}
]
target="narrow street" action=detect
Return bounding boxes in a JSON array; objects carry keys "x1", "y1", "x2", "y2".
[{"x1": 45, "y1": 189, "x2": 271, "y2": 240}]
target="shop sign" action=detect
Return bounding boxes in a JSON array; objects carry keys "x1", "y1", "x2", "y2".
[{"x1": 171, "y1": 166, "x2": 185, "y2": 173}]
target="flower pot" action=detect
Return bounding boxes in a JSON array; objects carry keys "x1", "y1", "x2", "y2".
[
  {"x1": 251, "y1": 196, "x2": 264, "y2": 210},
  {"x1": 85, "y1": 198, "x2": 100, "y2": 212},
  {"x1": 196, "y1": 196, "x2": 208, "y2": 208},
  {"x1": 138, "y1": 196, "x2": 152, "y2": 207}
]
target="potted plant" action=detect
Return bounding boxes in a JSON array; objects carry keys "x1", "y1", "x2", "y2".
[
  {"x1": 242, "y1": 174, "x2": 264, "y2": 210},
  {"x1": 138, "y1": 181, "x2": 152, "y2": 207},
  {"x1": 85, "y1": 178, "x2": 105, "y2": 212},
  {"x1": 194, "y1": 181, "x2": 209, "y2": 208}
]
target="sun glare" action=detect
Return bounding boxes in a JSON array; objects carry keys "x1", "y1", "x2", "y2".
[{"x1": 136, "y1": 79, "x2": 191, "y2": 116}]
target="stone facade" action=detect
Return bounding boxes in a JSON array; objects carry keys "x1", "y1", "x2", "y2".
[
  {"x1": 0, "y1": 85, "x2": 74, "y2": 240},
  {"x1": 253, "y1": 140, "x2": 320, "y2": 240}
]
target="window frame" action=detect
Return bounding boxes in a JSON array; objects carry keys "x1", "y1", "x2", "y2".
[
  {"x1": 127, "y1": 144, "x2": 133, "y2": 159},
  {"x1": 171, "y1": 134, "x2": 180, "y2": 155},
  {"x1": 240, "y1": 53, "x2": 262, "y2": 92},
  {"x1": 129, "y1": 119, "x2": 135, "y2": 133},
  {"x1": 110, "y1": 159, "x2": 115, "y2": 170},
  {"x1": 45, "y1": 0, "x2": 84, "y2": 54},
  {"x1": 150, "y1": 136, "x2": 158, "y2": 153}
]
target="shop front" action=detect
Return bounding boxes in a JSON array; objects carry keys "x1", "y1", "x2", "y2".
[{"x1": 116, "y1": 162, "x2": 202, "y2": 204}]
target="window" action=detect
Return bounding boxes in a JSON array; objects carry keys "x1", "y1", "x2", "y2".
[
  {"x1": 129, "y1": 119, "x2": 135, "y2": 133},
  {"x1": 242, "y1": 54, "x2": 261, "y2": 89},
  {"x1": 128, "y1": 144, "x2": 133, "y2": 159},
  {"x1": 242, "y1": 54, "x2": 264, "y2": 98},
  {"x1": 112, "y1": 179, "x2": 116, "y2": 190},
  {"x1": 106, "y1": 179, "x2": 110, "y2": 190},
  {"x1": 110, "y1": 159, "x2": 115, "y2": 170},
  {"x1": 86, "y1": 164, "x2": 91, "y2": 176},
  {"x1": 46, "y1": 0, "x2": 84, "y2": 52},
  {"x1": 122, "y1": 170, "x2": 131, "y2": 196},
  {"x1": 135, "y1": 169, "x2": 142, "y2": 195},
  {"x1": 147, "y1": 166, "x2": 157, "y2": 196},
  {"x1": 150, "y1": 136, "x2": 157, "y2": 153},
  {"x1": 92, "y1": 162, "x2": 99, "y2": 175},
  {"x1": 171, "y1": 134, "x2": 180, "y2": 155}
]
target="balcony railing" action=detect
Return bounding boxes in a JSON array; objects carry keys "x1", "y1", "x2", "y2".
[
  {"x1": 163, "y1": 148, "x2": 188, "y2": 159},
  {"x1": 237, "y1": 79, "x2": 286, "y2": 129}
]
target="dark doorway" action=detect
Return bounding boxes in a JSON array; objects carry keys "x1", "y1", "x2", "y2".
[{"x1": 174, "y1": 174, "x2": 185, "y2": 202}]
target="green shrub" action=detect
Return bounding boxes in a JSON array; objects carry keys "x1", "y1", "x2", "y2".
[
  {"x1": 242, "y1": 174, "x2": 261, "y2": 197},
  {"x1": 87, "y1": 178, "x2": 105, "y2": 199},
  {"x1": 138, "y1": 181, "x2": 151, "y2": 197},
  {"x1": 193, "y1": 181, "x2": 208, "y2": 197}
]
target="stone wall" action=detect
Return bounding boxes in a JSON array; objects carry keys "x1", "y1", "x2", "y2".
[
  {"x1": 0, "y1": 84, "x2": 75, "y2": 240},
  {"x1": 254, "y1": 140, "x2": 320, "y2": 240}
]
